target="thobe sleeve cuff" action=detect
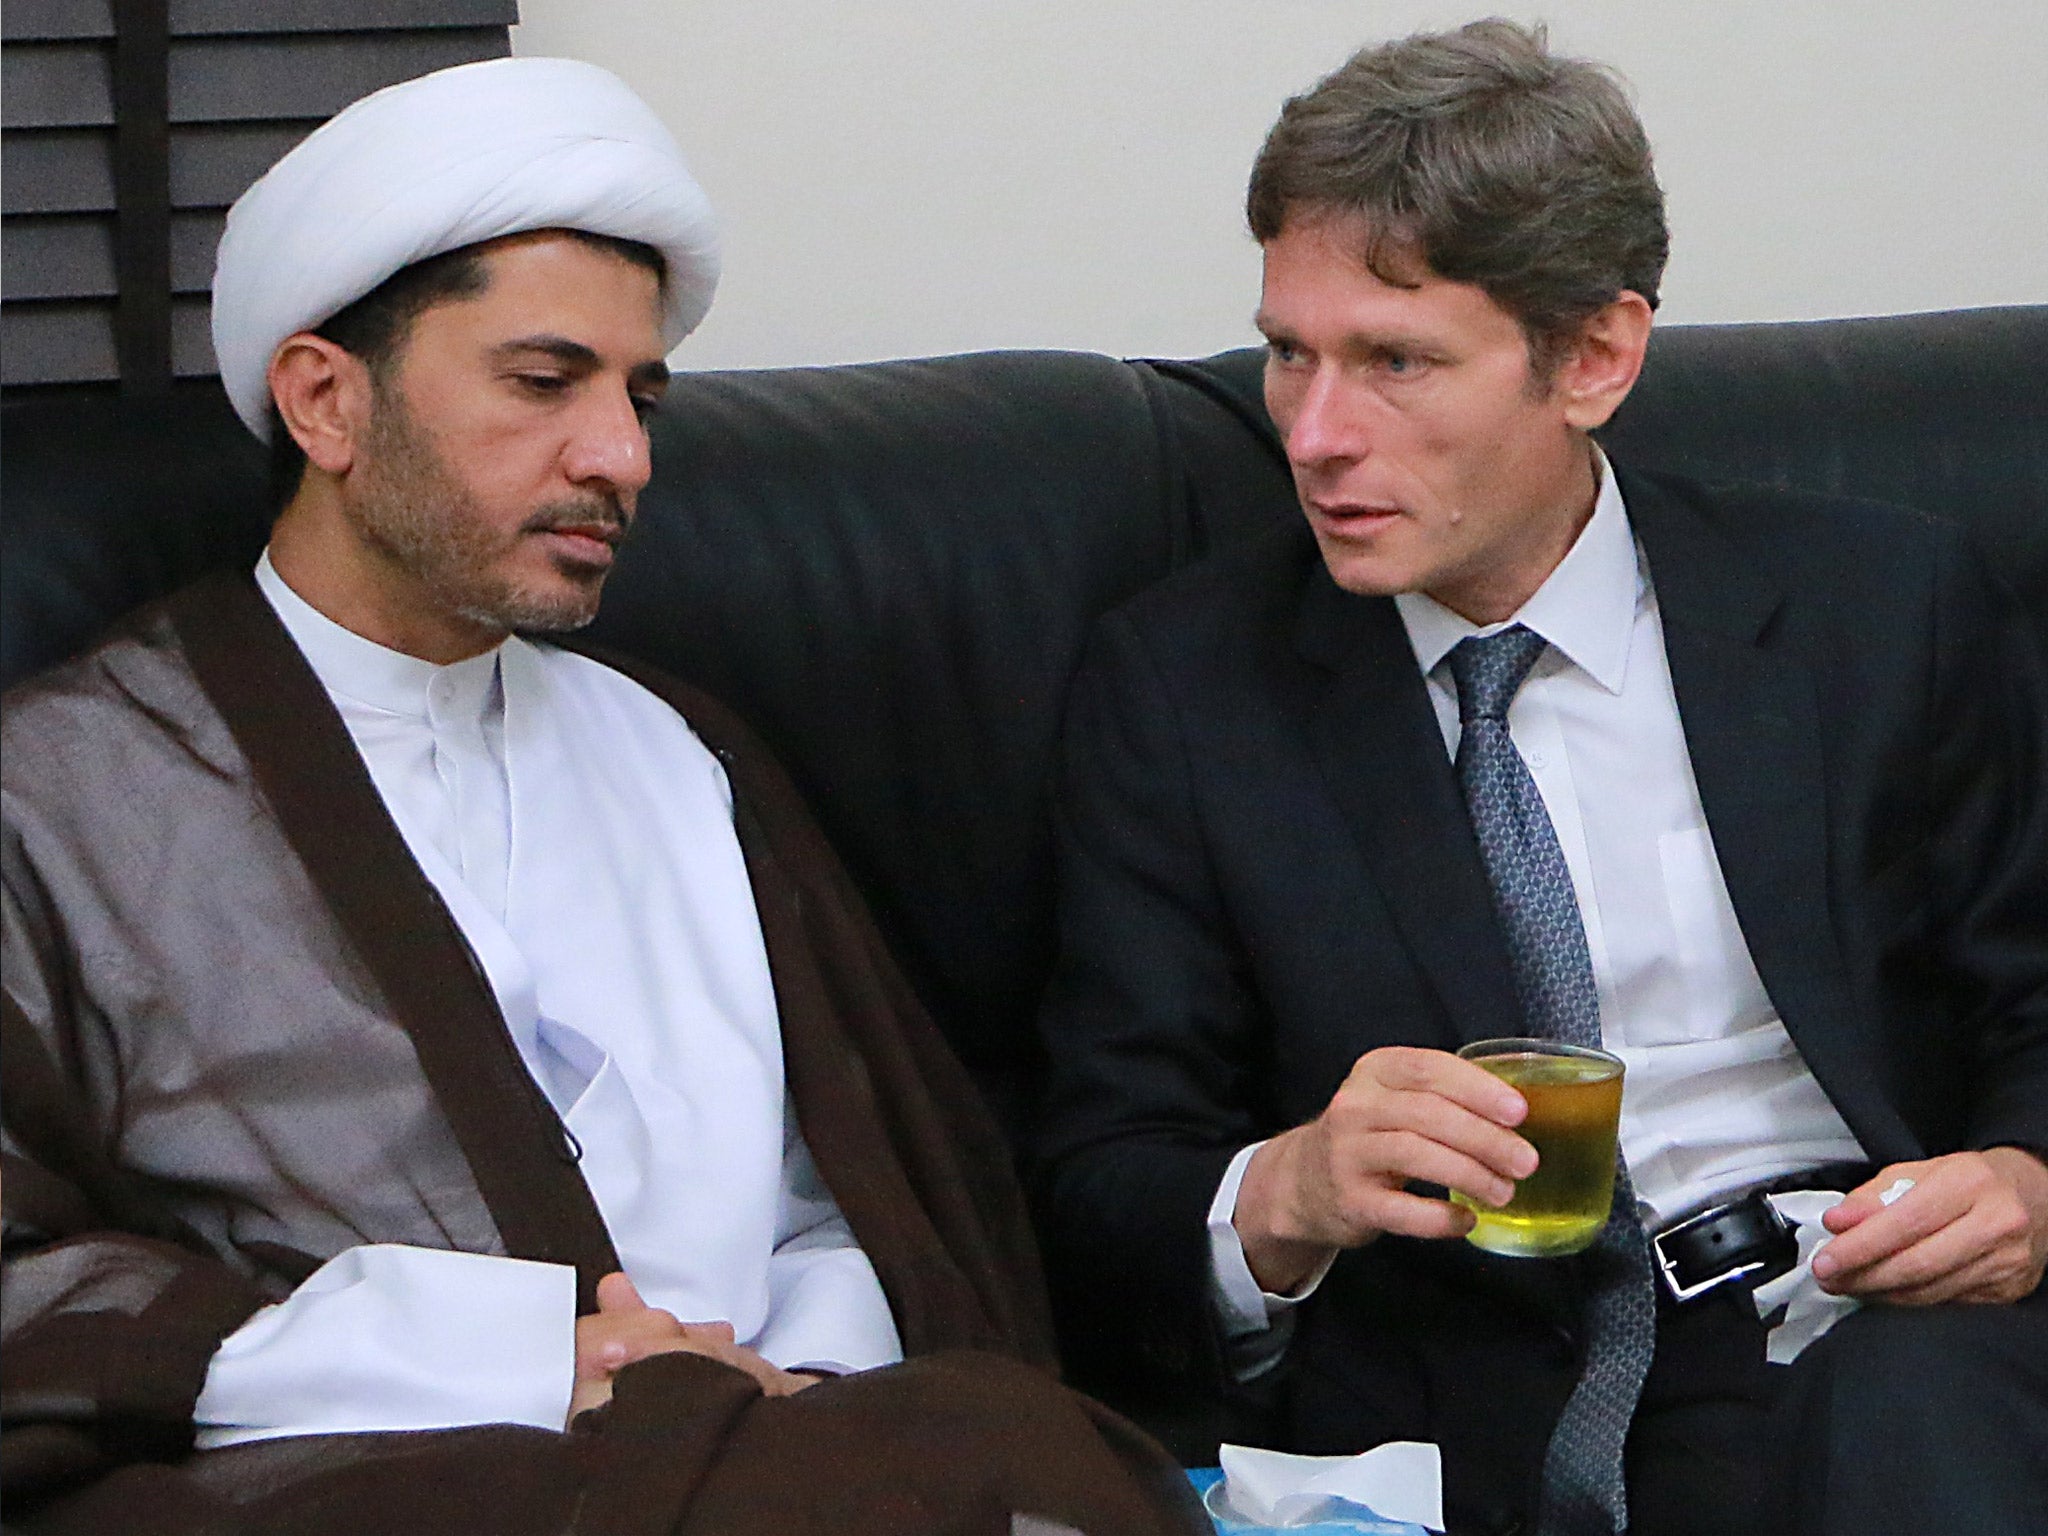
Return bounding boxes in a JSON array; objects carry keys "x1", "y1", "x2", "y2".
[
  {"x1": 752, "y1": 1216, "x2": 904, "y2": 1376},
  {"x1": 1208, "y1": 1142, "x2": 1337, "y2": 1382},
  {"x1": 193, "y1": 1245, "x2": 577, "y2": 1447}
]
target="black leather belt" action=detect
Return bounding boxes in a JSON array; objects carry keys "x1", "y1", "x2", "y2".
[
  {"x1": 1651, "y1": 1189, "x2": 1798, "y2": 1302},
  {"x1": 1650, "y1": 1164, "x2": 1875, "y2": 1303}
]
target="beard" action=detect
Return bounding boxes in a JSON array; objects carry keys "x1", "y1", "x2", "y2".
[{"x1": 346, "y1": 385, "x2": 627, "y2": 636}]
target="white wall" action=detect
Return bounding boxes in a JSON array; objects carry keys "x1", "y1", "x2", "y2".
[{"x1": 513, "y1": 2, "x2": 2048, "y2": 371}]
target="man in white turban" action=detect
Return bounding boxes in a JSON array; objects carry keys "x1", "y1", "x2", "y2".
[{"x1": 0, "y1": 57, "x2": 1202, "y2": 1536}]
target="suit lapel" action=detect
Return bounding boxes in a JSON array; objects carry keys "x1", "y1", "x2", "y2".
[
  {"x1": 1289, "y1": 566, "x2": 1523, "y2": 1047},
  {"x1": 1625, "y1": 471, "x2": 1912, "y2": 1152}
]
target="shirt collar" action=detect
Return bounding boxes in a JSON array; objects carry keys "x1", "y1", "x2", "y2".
[
  {"x1": 1394, "y1": 448, "x2": 1641, "y2": 696},
  {"x1": 254, "y1": 548, "x2": 501, "y2": 720}
]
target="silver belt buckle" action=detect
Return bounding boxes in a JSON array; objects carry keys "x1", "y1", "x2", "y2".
[{"x1": 1651, "y1": 1194, "x2": 1790, "y2": 1303}]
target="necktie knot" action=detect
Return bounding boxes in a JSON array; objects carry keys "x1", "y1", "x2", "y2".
[{"x1": 1448, "y1": 624, "x2": 1549, "y2": 725}]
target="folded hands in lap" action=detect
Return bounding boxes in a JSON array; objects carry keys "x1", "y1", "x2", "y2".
[{"x1": 569, "y1": 1272, "x2": 823, "y2": 1423}]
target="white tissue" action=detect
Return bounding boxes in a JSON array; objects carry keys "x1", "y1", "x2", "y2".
[
  {"x1": 1751, "y1": 1176, "x2": 1913, "y2": 1364},
  {"x1": 1214, "y1": 1441, "x2": 1443, "y2": 1532}
]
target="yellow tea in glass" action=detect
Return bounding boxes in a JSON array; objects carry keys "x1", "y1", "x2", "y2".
[{"x1": 1452, "y1": 1038, "x2": 1624, "y2": 1257}]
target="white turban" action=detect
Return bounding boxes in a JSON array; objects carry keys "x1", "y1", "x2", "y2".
[{"x1": 211, "y1": 56, "x2": 719, "y2": 440}]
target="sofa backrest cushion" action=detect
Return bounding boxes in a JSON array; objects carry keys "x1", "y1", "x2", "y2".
[
  {"x1": 583, "y1": 352, "x2": 1290, "y2": 1124},
  {"x1": 3, "y1": 307, "x2": 2041, "y2": 1131}
]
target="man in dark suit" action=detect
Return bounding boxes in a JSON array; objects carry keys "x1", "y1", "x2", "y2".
[{"x1": 1033, "y1": 20, "x2": 2048, "y2": 1536}]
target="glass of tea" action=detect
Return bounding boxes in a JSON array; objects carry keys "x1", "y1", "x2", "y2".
[{"x1": 1451, "y1": 1037, "x2": 1625, "y2": 1258}]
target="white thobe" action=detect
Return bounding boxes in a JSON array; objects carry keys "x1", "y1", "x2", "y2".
[
  {"x1": 1211, "y1": 455, "x2": 1867, "y2": 1358},
  {"x1": 194, "y1": 555, "x2": 902, "y2": 1445}
]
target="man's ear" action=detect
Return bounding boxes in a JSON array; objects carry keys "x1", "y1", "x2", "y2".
[
  {"x1": 1555, "y1": 291, "x2": 1654, "y2": 431},
  {"x1": 268, "y1": 334, "x2": 374, "y2": 475}
]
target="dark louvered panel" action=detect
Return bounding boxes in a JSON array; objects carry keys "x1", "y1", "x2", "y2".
[
  {"x1": 169, "y1": 209, "x2": 223, "y2": 290},
  {"x1": 0, "y1": 293, "x2": 214, "y2": 382},
  {"x1": 2, "y1": 302, "x2": 118, "y2": 383},
  {"x1": 1, "y1": 1, "x2": 114, "y2": 41},
  {"x1": 2, "y1": 129, "x2": 117, "y2": 212},
  {"x1": 172, "y1": 121, "x2": 319, "y2": 204},
  {"x1": 2, "y1": 2, "x2": 514, "y2": 388},
  {"x1": 2, "y1": 124, "x2": 326, "y2": 215},
  {"x1": 3, "y1": 206, "x2": 219, "y2": 295},
  {"x1": 1, "y1": 1, "x2": 515, "y2": 40},
  {"x1": 170, "y1": 30, "x2": 514, "y2": 122},
  {"x1": 1, "y1": 40, "x2": 112, "y2": 127},
  {"x1": 4, "y1": 33, "x2": 511, "y2": 127},
  {"x1": 170, "y1": 1, "x2": 517, "y2": 33},
  {"x1": 171, "y1": 292, "x2": 213, "y2": 372},
  {"x1": 4, "y1": 214, "x2": 117, "y2": 298}
]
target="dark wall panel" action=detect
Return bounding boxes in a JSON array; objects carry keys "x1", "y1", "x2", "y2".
[
  {"x1": 2, "y1": 124, "x2": 328, "y2": 216},
  {"x1": 2, "y1": 214, "x2": 115, "y2": 298},
  {"x1": 171, "y1": 1, "x2": 516, "y2": 32},
  {"x1": 2, "y1": 302, "x2": 118, "y2": 383},
  {"x1": 3, "y1": 210, "x2": 231, "y2": 299},
  {"x1": 3, "y1": 1, "x2": 516, "y2": 41},
  {"x1": 172, "y1": 294, "x2": 215, "y2": 374},
  {"x1": 2, "y1": 41, "x2": 113, "y2": 128},
  {"x1": 2, "y1": 5, "x2": 514, "y2": 387},
  {"x1": 1, "y1": 4, "x2": 116, "y2": 45},
  {"x1": 2, "y1": 129, "x2": 117, "y2": 212},
  {"x1": 168, "y1": 30, "x2": 513, "y2": 122},
  {"x1": 170, "y1": 121, "x2": 319, "y2": 204}
]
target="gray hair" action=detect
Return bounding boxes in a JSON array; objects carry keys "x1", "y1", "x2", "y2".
[{"x1": 1246, "y1": 18, "x2": 1668, "y2": 376}]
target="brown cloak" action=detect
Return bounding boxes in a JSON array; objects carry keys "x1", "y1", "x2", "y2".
[{"x1": 1, "y1": 573, "x2": 1202, "y2": 1536}]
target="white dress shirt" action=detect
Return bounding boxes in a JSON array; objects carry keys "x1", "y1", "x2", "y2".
[
  {"x1": 1211, "y1": 456, "x2": 1866, "y2": 1354},
  {"x1": 194, "y1": 555, "x2": 902, "y2": 1446}
]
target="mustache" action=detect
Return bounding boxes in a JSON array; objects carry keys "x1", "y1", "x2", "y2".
[{"x1": 521, "y1": 497, "x2": 631, "y2": 542}]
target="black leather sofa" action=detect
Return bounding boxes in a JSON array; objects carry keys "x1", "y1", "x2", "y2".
[{"x1": 4, "y1": 306, "x2": 2044, "y2": 1447}]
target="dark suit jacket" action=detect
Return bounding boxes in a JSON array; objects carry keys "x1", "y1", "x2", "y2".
[{"x1": 1032, "y1": 463, "x2": 2048, "y2": 1528}]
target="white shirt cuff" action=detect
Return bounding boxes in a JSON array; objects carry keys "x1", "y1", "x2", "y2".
[
  {"x1": 1207, "y1": 1141, "x2": 1337, "y2": 1376},
  {"x1": 193, "y1": 1245, "x2": 577, "y2": 1447},
  {"x1": 752, "y1": 1215, "x2": 903, "y2": 1376}
]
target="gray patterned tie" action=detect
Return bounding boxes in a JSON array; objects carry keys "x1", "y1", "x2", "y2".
[{"x1": 1448, "y1": 626, "x2": 1658, "y2": 1536}]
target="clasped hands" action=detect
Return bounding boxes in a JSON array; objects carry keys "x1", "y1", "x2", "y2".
[
  {"x1": 1233, "y1": 1045, "x2": 2048, "y2": 1306},
  {"x1": 568, "y1": 1272, "x2": 823, "y2": 1424}
]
